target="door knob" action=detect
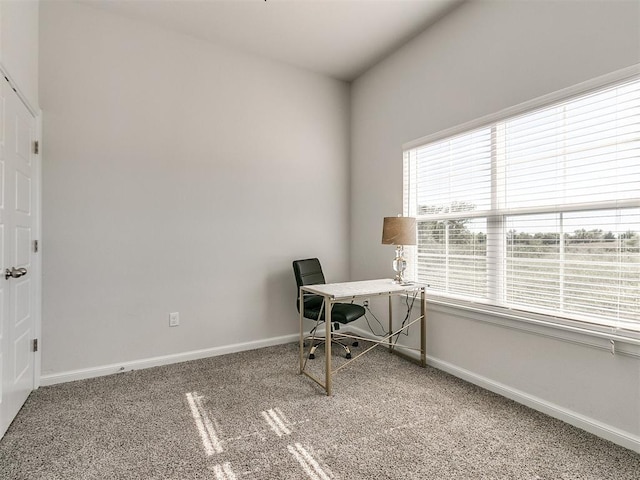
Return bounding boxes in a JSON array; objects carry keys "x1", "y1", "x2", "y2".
[{"x1": 5, "y1": 267, "x2": 27, "y2": 280}]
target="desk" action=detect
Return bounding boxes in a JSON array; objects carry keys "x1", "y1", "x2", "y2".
[{"x1": 298, "y1": 279, "x2": 426, "y2": 395}]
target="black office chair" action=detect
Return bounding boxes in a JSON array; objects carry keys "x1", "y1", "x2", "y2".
[{"x1": 293, "y1": 258, "x2": 365, "y2": 359}]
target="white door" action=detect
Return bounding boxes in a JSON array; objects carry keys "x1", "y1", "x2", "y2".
[{"x1": 0, "y1": 76, "x2": 38, "y2": 438}]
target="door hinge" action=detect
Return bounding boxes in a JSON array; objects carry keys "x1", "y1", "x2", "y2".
[
  {"x1": 34, "y1": 239, "x2": 39, "y2": 253},
  {"x1": 34, "y1": 140, "x2": 39, "y2": 155},
  {"x1": 32, "y1": 339, "x2": 38, "y2": 352}
]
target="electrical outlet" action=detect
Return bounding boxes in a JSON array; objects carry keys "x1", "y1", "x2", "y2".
[{"x1": 169, "y1": 312, "x2": 180, "y2": 327}]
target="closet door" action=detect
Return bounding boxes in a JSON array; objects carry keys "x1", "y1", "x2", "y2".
[{"x1": 0, "y1": 77, "x2": 37, "y2": 438}]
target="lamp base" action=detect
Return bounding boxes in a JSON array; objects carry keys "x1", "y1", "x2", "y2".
[{"x1": 392, "y1": 245, "x2": 407, "y2": 284}]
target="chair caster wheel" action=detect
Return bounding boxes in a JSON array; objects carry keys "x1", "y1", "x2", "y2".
[
  {"x1": 309, "y1": 353, "x2": 315, "y2": 360},
  {"x1": 352, "y1": 341, "x2": 359, "y2": 347},
  {"x1": 346, "y1": 353, "x2": 352, "y2": 359}
]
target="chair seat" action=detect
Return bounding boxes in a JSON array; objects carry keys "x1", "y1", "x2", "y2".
[{"x1": 303, "y1": 302, "x2": 365, "y2": 324}]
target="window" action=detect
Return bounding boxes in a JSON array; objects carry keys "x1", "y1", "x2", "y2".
[{"x1": 404, "y1": 74, "x2": 640, "y2": 332}]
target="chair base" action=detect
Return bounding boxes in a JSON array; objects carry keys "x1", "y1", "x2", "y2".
[{"x1": 304, "y1": 336, "x2": 357, "y2": 360}]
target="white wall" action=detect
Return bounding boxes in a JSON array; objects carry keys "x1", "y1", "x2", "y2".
[
  {"x1": 351, "y1": 0, "x2": 640, "y2": 451},
  {"x1": 0, "y1": 0, "x2": 39, "y2": 109},
  {"x1": 39, "y1": 2, "x2": 350, "y2": 376}
]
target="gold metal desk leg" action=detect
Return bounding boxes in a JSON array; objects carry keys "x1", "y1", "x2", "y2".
[
  {"x1": 325, "y1": 296, "x2": 332, "y2": 395},
  {"x1": 421, "y1": 287, "x2": 427, "y2": 367},
  {"x1": 299, "y1": 287, "x2": 304, "y2": 374},
  {"x1": 388, "y1": 295, "x2": 393, "y2": 353}
]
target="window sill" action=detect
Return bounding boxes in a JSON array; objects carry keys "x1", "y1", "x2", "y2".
[{"x1": 413, "y1": 295, "x2": 640, "y2": 357}]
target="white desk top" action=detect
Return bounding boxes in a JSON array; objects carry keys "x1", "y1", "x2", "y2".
[{"x1": 301, "y1": 279, "x2": 424, "y2": 300}]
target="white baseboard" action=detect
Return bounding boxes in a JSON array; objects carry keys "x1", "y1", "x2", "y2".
[
  {"x1": 40, "y1": 333, "x2": 299, "y2": 387},
  {"x1": 348, "y1": 326, "x2": 640, "y2": 453},
  {"x1": 428, "y1": 356, "x2": 640, "y2": 453}
]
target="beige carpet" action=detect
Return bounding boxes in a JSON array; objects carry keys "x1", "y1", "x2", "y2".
[{"x1": 1, "y1": 342, "x2": 638, "y2": 479}]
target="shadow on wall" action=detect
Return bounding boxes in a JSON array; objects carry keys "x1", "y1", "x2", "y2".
[{"x1": 264, "y1": 263, "x2": 300, "y2": 337}]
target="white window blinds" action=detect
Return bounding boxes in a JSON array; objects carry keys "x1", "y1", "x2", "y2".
[{"x1": 404, "y1": 75, "x2": 640, "y2": 331}]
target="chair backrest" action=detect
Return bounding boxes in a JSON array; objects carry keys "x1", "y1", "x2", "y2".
[
  {"x1": 293, "y1": 258, "x2": 325, "y2": 288},
  {"x1": 292, "y1": 258, "x2": 326, "y2": 311}
]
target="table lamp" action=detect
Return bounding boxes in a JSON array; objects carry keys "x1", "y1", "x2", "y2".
[{"x1": 382, "y1": 216, "x2": 416, "y2": 284}]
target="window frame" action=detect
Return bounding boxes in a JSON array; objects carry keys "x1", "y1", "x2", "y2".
[{"x1": 402, "y1": 65, "x2": 640, "y2": 341}]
